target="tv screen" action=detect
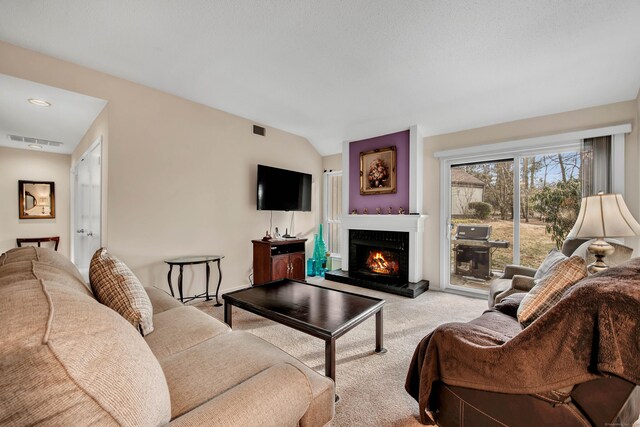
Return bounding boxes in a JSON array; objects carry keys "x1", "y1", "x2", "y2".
[{"x1": 257, "y1": 164, "x2": 311, "y2": 211}]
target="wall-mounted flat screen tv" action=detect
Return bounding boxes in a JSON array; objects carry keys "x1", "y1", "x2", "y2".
[{"x1": 257, "y1": 164, "x2": 311, "y2": 211}]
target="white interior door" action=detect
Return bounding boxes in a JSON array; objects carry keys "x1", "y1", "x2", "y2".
[{"x1": 73, "y1": 139, "x2": 102, "y2": 281}]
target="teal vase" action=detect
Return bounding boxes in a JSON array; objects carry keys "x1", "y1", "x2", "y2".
[
  {"x1": 312, "y1": 233, "x2": 321, "y2": 260},
  {"x1": 307, "y1": 258, "x2": 316, "y2": 277},
  {"x1": 313, "y1": 225, "x2": 327, "y2": 276}
]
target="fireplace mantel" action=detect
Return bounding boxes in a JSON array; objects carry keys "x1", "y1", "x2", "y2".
[{"x1": 341, "y1": 214, "x2": 427, "y2": 233}]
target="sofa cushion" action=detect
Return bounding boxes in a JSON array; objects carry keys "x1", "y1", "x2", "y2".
[
  {"x1": 518, "y1": 255, "x2": 587, "y2": 326},
  {"x1": 145, "y1": 286, "x2": 183, "y2": 314},
  {"x1": 0, "y1": 260, "x2": 92, "y2": 297},
  {"x1": 488, "y1": 278, "x2": 511, "y2": 308},
  {"x1": 0, "y1": 246, "x2": 87, "y2": 284},
  {"x1": 168, "y1": 363, "x2": 312, "y2": 427},
  {"x1": 145, "y1": 306, "x2": 230, "y2": 359},
  {"x1": 90, "y1": 248, "x2": 154, "y2": 335},
  {"x1": 159, "y1": 331, "x2": 334, "y2": 426},
  {"x1": 533, "y1": 249, "x2": 567, "y2": 280},
  {"x1": 0, "y1": 278, "x2": 171, "y2": 426}
]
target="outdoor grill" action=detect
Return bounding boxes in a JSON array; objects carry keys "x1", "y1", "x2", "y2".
[{"x1": 453, "y1": 224, "x2": 509, "y2": 280}]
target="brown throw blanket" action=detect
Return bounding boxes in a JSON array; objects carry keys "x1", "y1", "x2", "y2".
[{"x1": 405, "y1": 258, "x2": 640, "y2": 424}]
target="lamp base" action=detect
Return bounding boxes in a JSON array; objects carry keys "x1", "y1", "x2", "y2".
[{"x1": 586, "y1": 239, "x2": 615, "y2": 275}]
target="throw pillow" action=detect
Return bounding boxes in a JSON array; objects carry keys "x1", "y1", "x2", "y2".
[
  {"x1": 89, "y1": 248, "x2": 154, "y2": 335},
  {"x1": 533, "y1": 249, "x2": 567, "y2": 280},
  {"x1": 517, "y1": 255, "x2": 587, "y2": 326},
  {"x1": 493, "y1": 293, "x2": 527, "y2": 318}
]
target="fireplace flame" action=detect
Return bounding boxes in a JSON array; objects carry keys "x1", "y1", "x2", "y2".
[{"x1": 366, "y1": 251, "x2": 398, "y2": 275}]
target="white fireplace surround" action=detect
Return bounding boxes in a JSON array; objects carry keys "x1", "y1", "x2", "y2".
[
  {"x1": 340, "y1": 125, "x2": 427, "y2": 283},
  {"x1": 340, "y1": 214, "x2": 427, "y2": 282}
]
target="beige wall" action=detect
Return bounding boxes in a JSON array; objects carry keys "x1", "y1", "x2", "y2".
[
  {"x1": 0, "y1": 41, "x2": 322, "y2": 296},
  {"x1": 322, "y1": 154, "x2": 342, "y2": 172},
  {"x1": 635, "y1": 90, "x2": 640, "y2": 150},
  {"x1": 0, "y1": 147, "x2": 71, "y2": 257},
  {"x1": 73, "y1": 107, "x2": 108, "y2": 164},
  {"x1": 423, "y1": 100, "x2": 639, "y2": 289}
]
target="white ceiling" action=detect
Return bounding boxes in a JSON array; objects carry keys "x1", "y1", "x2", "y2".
[
  {"x1": 0, "y1": 74, "x2": 107, "y2": 154},
  {"x1": 1, "y1": 1, "x2": 639, "y2": 156}
]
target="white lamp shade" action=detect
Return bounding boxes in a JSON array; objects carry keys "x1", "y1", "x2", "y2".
[{"x1": 567, "y1": 193, "x2": 640, "y2": 239}]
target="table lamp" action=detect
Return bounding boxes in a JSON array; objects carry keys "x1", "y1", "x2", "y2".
[{"x1": 567, "y1": 193, "x2": 640, "y2": 274}]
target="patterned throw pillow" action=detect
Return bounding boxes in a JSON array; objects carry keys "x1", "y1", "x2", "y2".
[
  {"x1": 517, "y1": 255, "x2": 587, "y2": 326},
  {"x1": 533, "y1": 249, "x2": 567, "y2": 280},
  {"x1": 89, "y1": 248, "x2": 154, "y2": 335}
]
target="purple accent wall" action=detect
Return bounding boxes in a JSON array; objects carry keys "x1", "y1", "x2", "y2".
[{"x1": 349, "y1": 130, "x2": 410, "y2": 213}]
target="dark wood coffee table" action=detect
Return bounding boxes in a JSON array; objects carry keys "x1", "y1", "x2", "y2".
[{"x1": 223, "y1": 279, "x2": 386, "y2": 385}]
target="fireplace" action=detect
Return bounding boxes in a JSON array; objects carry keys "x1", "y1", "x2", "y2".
[
  {"x1": 365, "y1": 250, "x2": 399, "y2": 276},
  {"x1": 324, "y1": 126, "x2": 428, "y2": 297},
  {"x1": 349, "y1": 229, "x2": 409, "y2": 284},
  {"x1": 326, "y1": 226, "x2": 427, "y2": 298}
]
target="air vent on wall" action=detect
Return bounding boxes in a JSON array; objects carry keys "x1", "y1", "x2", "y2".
[
  {"x1": 7, "y1": 134, "x2": 64, "y2": 147},
  {"x1": 253, "y1": 125, "x2": 266, "y2": 136}
]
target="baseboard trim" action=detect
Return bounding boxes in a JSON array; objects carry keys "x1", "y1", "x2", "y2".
[{"x1": 441, "y1": 287, "x2": 488, "y2": 300}]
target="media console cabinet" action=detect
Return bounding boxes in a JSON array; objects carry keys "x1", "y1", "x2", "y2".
[{"x1": 252, "y1": 238, "x2": 307, "y2": 285}]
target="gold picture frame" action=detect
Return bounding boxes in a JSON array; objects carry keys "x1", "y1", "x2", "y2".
[
  {"x1": 360, "y1": 146, "x2": 396, "y2": 195},
  {"x1": 19, "y1": 180, "x2": 55, "y2": 219}
]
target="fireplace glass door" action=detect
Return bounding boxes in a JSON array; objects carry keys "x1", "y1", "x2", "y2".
[{"x1": 349, "y1": 230, "x2": 409, "y2": 285}]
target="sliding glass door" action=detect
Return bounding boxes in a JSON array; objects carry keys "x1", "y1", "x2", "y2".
[
  {"x1": 445, "y1": 148, "x2": 582, "y2": 295},
  {"x1": 449, "y1": 160, "x2": 514, "y2": 292}
]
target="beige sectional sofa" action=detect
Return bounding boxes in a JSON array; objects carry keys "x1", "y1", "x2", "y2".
[{"x1": 0, "y1": 247, "x2": 334, "y2": 426}]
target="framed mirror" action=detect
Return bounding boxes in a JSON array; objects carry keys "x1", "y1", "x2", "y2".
[{"x1": 19, "y1": 180, "x2": 55, "y2": 219}]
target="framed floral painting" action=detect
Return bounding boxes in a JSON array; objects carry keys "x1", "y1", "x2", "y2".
[{"x1": 359, "y1": 146, "x2": 396, "y2": 195}]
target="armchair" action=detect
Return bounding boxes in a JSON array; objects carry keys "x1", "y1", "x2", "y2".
[
  {"x1": 489, "y1": 238, "x2": 633, "y2": 307},
  {"x1": 406, "y1": 259, "x2": 640, "y2": 426}
]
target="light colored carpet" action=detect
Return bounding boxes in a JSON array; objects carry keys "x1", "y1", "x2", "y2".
[{"x1": 195, "y1": 278, "x2": 487, "y2": 427}]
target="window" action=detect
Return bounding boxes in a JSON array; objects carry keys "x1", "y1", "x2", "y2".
[
  {"x1": 518, "y1": 151, "x2": 582, "y2": 268},
  {"x1": 323, "y1": 171, "x2": 342, "y2": 256}
]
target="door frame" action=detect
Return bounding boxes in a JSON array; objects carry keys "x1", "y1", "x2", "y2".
[{"x1": 70, "y1": 136, "x2": 103, "y2": 267}]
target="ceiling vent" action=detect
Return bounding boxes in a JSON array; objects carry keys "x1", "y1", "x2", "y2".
[{"x1": 7, "y1": 134, "x2": 64, "y2": 147}]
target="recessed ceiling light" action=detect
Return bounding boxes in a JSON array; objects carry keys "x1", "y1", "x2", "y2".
[
  {"x1": 28, "y1": 98, "x2": 51, "y2": 107},
  {"x1": 28, "y1": 144, "x2": 43, "y2": 149}
]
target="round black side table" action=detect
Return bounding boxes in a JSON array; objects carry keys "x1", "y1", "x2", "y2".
[{"x1": 164, "y1": 255, "x2": 224, "y2": 306}]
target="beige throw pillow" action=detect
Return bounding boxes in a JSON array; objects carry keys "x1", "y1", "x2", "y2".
[
  {"x1": 90, "y1": 248, "x2": 154, "y2": 335},
  {"x1": 517, "y1": 255, "x2": 587, "y2": 326},
  {"x1": 533, "y1": 249, "x2": 567, "y2": 280}
]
